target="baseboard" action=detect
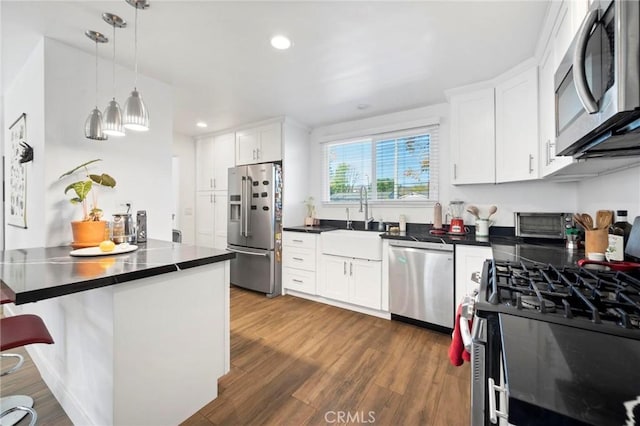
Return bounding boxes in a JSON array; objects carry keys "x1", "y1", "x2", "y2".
[{"x1": 284, "y1": 289, "x2": 391, "y2": 320}]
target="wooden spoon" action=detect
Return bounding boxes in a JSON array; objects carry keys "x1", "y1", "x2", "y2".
[
  {"x1": 487, "y1": 205, "x2": 497, "y2": 219},
  {"x1": 466, "y1": 205, "x2": 479, "y2": 219},
  {"x1": 581, "y1": 213, "x2": 594, "y2": 230},
  {"x1": 596, "y1": 210, "x2": 613, "y2": 229},
  {"x1": 573, "y1": 214, "x2": 586, "y2": 229}
]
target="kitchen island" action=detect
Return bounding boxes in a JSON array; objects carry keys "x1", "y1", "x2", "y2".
[{"x1": 1, "y1": 239, "x2": 234, "y2": 426}]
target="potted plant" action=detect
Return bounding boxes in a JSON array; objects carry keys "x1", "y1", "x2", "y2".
[
  {"x1": 303, "y1": 196, "x2": 317, "y2": 226},
  {"x1": 59, "y1": 159, "x2": 116, "y2": 248}
]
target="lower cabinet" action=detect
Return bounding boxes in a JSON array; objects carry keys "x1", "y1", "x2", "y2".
[
  {"x1": 454, "y1": 245, "x2": 493, "y2": 304},
  {"x1": 320, "y1": 254, "x2": 382, "y2": 310},
  {"x1": 282, "y1": 231, "x2": 318, "y2": 295}
]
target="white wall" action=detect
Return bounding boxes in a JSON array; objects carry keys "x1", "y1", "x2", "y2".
[
  {"x1": 3, "y1": 39, "x2": 46, "y2": 249},
  {"x1": 172, "y1": 132, "x2": 196, "y2": 244},
  {"x1": 2, "y1": 37, "x2": 174, "y2": 249},
  {"x1": 309, "y1": 104, "x2": 578, "y2": 227},
  {"x1": 576, "y1": 165, "x2": 640, "y2": 222}
]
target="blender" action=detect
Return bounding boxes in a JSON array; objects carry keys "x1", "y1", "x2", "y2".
[{"x1": 448, "y1": 201, "x2": 466, "y2": 235}]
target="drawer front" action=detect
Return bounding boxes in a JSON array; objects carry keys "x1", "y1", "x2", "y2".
[
  {"x1": 283, "y1": 232, "x2": 317, "y2": 249},
  {"x1": 283, "y1": 267, "x2": 316, "y2": 294},
  {"x1": 283, "y1": 247, "x2": 316, "y2": 271}
]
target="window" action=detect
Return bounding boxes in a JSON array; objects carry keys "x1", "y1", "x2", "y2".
[{"x1": 324, "y1": 125, "x2": 439, "y2": 203}]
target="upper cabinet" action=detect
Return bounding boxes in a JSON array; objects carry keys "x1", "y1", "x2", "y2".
[
  {"x1": 449, "y1": 61, "x2": 538, "y2": 185},
  {"x1": 450, "y1": 88, "x2": 496, "y2": 185},
  {"x1": 196, "y1": 132, "x2": 235, "y2": 191},
  {"x1": 495, "y1": 65, "x2": 539, "y2": 182},
  {"x1": 235, "y1": 122, "x2": 282, "y2": 165}
]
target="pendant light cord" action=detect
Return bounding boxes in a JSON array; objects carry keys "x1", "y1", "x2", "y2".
[
  {"x1": 134, "y1": 5, "x2": 138, "y2": 89},
  {"x1": 95, "y1": 41, "x2": 99, "y2": 108},
  {"x1": 112, "y1": 24, "x2": 116, "y2": 99}
]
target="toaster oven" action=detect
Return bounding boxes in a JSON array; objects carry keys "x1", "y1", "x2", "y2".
[{"x1": 514, "y1": 212, "x2": 574, "y2": 239}]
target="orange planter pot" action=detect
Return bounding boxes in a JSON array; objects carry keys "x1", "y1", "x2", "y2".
[{"x1": 70, "y1": 220, "x2": 107, "y2": 249}]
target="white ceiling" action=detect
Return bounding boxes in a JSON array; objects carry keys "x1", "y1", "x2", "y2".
[{"x1": 2, "y1": 1, "x2": 550, "y2": 137}]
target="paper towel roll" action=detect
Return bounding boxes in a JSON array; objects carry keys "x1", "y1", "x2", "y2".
[{"x1": 434, "y1": 203, "x2": 443, "y2": 229}]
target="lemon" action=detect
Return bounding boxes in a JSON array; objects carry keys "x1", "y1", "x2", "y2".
[{"x1": 99, "y1": 240, "x2": 116, "y2": 252}]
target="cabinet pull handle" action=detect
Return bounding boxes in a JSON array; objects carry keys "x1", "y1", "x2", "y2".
[
  {"x1": 453, "y1": 163, "x2": 457, "y2": 179},
  {"x1": 293, "y1": 239, "x2": 303, "y2": 243},
  {"x1": 292, "y1": 257, "x2": 304, "y2": 261},
  {"x1": 350, "y1": 262, "x2": 353, "y2": 276},
  {"x1": 528, "y1": 154, "x2": 534, "y2": 173},
  {"x1": 252, "y1": 149, "x2": 256, "y2": 160},
  {"x1": 213, "y1": 178, "x2": 216, "y2": 189},
  {"x1": 344, "y1": 261, "x2": 347, "y2": 275},
  {"x1": 545, "y1": 140, "x2": 550, "y2": 166},
  {"x1": 256, "y1": 148, "x2": 261, "y2": 159},
  {"x1": 292, "y1": 279, "x2": 304, "y2": 283},
  {"x1": 210, "y1": 194, "x2": 213, "y2": 203}
]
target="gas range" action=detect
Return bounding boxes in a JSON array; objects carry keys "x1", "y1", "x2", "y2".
[
  {"x1": 471, "y1": 259, "x2": 640, "y2": 426},
  {"x1": 476, "y1": 259, "x2": 640, "y2": 340}
]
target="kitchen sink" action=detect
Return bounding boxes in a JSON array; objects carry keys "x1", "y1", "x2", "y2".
[{"x1": 321, "y1": 229, "x2": 383, "y2": 260}]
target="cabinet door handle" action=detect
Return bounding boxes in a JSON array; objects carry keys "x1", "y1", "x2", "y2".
[
  {"x1": 453, "y1": 163, "x2": 457, "y2": 179},
  {"x1": 292, "y1": 257, "x2": 304, "y2": 261},
  {"x1": 545, "y1": 140, "x2": 550, "y2": 166},
  {"x1": 528, "y1": 154, "x2": 534, "y2": 174},
  {"x1": 252, "y1": 149, "x2": 256, "y2": 160},
  {"x1": 293, "y1": 239, "x2": 303, "y2": 243},
  {"x1": 292, "y1": 279, "x2": 304, "y2": 283},
  {"x1": 256, "y1": 148, "x2": 261, "y2": 159},
  {"x1": 210, "y1": 178, "x2": 213, "y2": 189},
  {"x1": 210, "y1": 194, "x2": 213, "y2": 203},
  {"x1": 350, "y1": 262, "x2": 353, "y2": 276},
  {"x1": 343, "y1": 261, "x2": 347, "y2": 275},
  {"x1": 213, "y1": 178, "x2": 216, "y2": 189}
]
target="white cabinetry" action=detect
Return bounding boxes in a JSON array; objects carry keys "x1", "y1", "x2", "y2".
[
  {"x1": 320, "y1": 255, "x2": 382, "y2": 310},
  {"x1": 196, "y1": 133, "x2": 235, "y2": 191},
  {"x1": 454, "y1": 245, "x2": 492, "y2": 304},
  {"x1": 495, "y1": 66, "x2": 539, "y2": 182},
  {"x1": 195, "y1": 192, "x2": 228, "y2": 250},
  {"x1": 235, "y1": 122, "x2": 282, "y2": 165},
  {"x1": 282, "y1": 232, "x2": 318, "y2": 295},
  {"x1": 450, "y1": 88, "x2": 496, "y2": 184}
]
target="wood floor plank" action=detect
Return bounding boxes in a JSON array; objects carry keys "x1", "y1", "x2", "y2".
[{"x1": 4, "y1": 286, "x2": 471, "y2": 425}]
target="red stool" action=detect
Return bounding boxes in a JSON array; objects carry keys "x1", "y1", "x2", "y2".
[{"x1": 1, "y1": 314, "x2": 54, "y2": 426}]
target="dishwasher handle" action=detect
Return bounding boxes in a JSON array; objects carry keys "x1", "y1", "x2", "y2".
[{"x1": 388, "y1": 240, "x2": 453, "y2": 252}]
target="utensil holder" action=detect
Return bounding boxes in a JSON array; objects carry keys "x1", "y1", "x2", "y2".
[{"x1": 584, "y1": 228, "x2": 608, "y2": 255}]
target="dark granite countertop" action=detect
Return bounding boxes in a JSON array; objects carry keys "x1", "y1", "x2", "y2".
[
  {"x1": 285, "y1": 222, "x2": 585, "y2": 267},
  {"x1": 0, "y1": 239, "x2": 234, "y2": 305}
]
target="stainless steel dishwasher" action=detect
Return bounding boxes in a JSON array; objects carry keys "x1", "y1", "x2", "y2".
[{"x1": 389, "y1": 240, "x2": 454, "y2": 330}]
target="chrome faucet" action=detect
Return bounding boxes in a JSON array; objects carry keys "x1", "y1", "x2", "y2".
[
  {"x1": 346, "y1": 208, "x2": 353, "y2": 230},
  {"x1": 359, "y1": 185, "x2": 374, "y2": 230}
]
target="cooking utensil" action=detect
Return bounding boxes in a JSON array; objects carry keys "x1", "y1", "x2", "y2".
[
  {"x1": 577, "y1": 258, "x2": 640, "y2": 272},
  {"x1": 487, "y1": 205, "x2": 497, "y2": 219},
  {"x1": 596, "y1": 210, "x2": 613, "y2": 230},
  {"x1": 572, "y1": 214, "x2": 586, "y2": 229},
  {"x1": 466, "y1": 205, "x2": 479, "y2": 219},
  {"x1": 581, "y1": 213, "x2": 594, "y2": 230}
]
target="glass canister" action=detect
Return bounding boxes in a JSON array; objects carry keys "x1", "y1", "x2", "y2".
[{"x1": 112, "y1": 214, "x2": 136, "y2": 244}]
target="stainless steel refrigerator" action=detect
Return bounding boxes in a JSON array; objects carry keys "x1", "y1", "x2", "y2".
[{"x1": 227, "y1": 163, "x2": 283, "y2": 297}]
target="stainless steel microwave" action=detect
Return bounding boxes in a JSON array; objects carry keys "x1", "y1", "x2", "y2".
[
  {"x1": 515, "y1": 212, "x2": 574, "y2": 239},
  {"x1": 555, "y1": 0, "x2": 640, "y2": 159}
]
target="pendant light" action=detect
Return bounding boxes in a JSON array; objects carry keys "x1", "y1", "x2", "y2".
[
  {"x1": 84, "y1": 30, "x2": 109, "y2": 141},
  {"x1": 102, "y1": 13, "x2": 127, "y2": 137},
  {"x1": 123, "y1": 0, "x2": 150, "y2": 131}
]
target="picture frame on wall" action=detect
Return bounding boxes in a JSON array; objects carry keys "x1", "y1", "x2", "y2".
[{"x1": 8, "y1": 113, "x2": 28, "y2": 228}]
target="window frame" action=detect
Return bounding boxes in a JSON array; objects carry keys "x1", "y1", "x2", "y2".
[{"x1": 322, "y1": 125, "x2": 439, "y2": 206}]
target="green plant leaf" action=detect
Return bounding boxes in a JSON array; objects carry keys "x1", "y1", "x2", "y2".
[
  {"x1": 65, "y1": 181, "x2": 92, "y2": 202},
  {"x1": 89, "y1": 173, "x2": 116, "y2": 188},
  {"x1": 59, "y1": 159, "x2": 102, "y2": 179}
]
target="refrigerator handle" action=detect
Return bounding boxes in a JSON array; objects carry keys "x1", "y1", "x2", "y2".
[
  {"x1": 240, "y1": 176, "x2": 246, "y2": 237},
  {"x1": 244, "y1": 176, "x2": 252, "y2": 237}
]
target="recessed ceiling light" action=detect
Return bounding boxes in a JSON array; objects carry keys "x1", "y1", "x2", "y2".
[
  {"x1": 196, "y1": 121, "x2": 208, "y2": 128},
  {"x1": 270, "y1": 35, "x2": 292, "y2": 50}
]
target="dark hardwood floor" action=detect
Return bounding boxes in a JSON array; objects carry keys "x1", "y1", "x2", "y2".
[{"x1": 1, "y1": 288, "x2": 470, "y2": 425}]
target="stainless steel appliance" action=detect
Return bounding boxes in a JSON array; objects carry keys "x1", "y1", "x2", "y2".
[
  {"x1": 136, "y1": 210, "x2": 147, "y2": 243},
  {"x1": 555, "y1": 0, "x2": 640, "y2": 158},
  {"x1": 227, "y1": 163, "x2": 283, "y2": 297},
  {"x1": 469, "y1": 259, "x2": 640, "y2": 425},
  {"x1": 514, "y1": 212, "x2": 574, "y2": 239},
  {"x1": 388, "y1": 240, "x2": 454, "y2": 330}
]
